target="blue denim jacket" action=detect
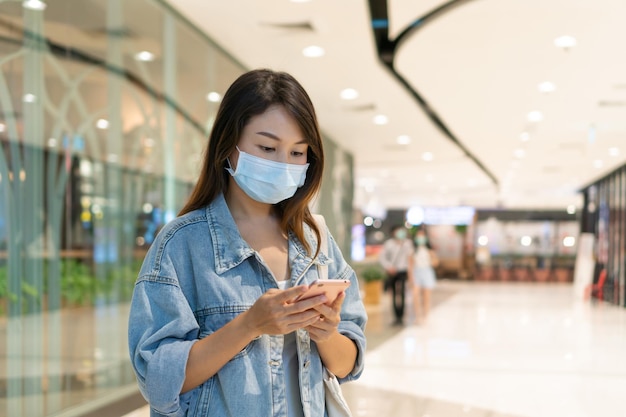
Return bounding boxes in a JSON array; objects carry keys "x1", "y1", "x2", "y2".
[{"x1": 128, "y1": 194, "x2": 367, "y2": 417}]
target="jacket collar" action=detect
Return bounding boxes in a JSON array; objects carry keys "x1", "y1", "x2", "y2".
[
  {"x1": 205, "y1": 193, "x2": 255, "y2": 274},
  {"x1": 205, "y1": 194, "x2": 328, "y2": 276}
]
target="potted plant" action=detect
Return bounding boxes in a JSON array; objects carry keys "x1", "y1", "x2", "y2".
[
  {"x1": 0, "y1": 265, "x2": 8, "y2": 315},
  {"x1": 360, "y1": 264, "x2": 385, "y2": 304},
  {"x1": 61, "y1": 259, "x2": 95, "y2": 307}
]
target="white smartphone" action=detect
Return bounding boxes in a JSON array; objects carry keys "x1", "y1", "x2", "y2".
[{"x1": 295, "y1": 279, "x2": 351, "y2": 303}]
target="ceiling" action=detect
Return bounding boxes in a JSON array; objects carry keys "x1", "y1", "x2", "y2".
[{"x1": 167, "y1": 0, "x2": 626, "y2": 215}]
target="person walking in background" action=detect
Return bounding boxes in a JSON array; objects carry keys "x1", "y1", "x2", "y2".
[
  {"x1": 379, "y1": 225, "x2": 414, "y2": 326},
  {"x1": 408, "y1": 226, "x2": 439, "y2": 324},
  {"x1": 127, "y1": 69, "x2": 367, "y2": 417}
]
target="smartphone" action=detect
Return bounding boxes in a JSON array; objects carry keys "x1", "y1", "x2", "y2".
[{"x1": 295, "y1": 279, "x2": 351, "y2": 303}]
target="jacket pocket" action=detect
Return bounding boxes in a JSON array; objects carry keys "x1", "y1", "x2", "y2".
[
  {"x1": 187, "y1": 377, "x2": 214, "y2": 417},
  {"x1": 196, "y1": 304, "x2": 256, "y2": 360}
]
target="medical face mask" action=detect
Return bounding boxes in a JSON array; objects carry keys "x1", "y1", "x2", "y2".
[
  {"x1": 226, "y1": 148, "x2": 309, "y2": 204},
  {"x1": 415, "y1": 236, "x2": 427, "y2": 246},
  {"x1": 394, "y1": 230, "x2": 407, "y2": 239}
]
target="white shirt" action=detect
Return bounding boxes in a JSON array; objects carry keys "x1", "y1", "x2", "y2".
[
  {"x1": 379, "y1": 238, "x2": 414, "y2": 271},
  {"x1": 277, "y1": 280, "x2": 305, "y2": 417},
  {"x1": 414, "y1": 245, "x2": 432, "y2": 268}
]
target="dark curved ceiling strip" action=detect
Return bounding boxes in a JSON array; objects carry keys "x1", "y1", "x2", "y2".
[{"x1": 367, "y1": 0, "x2": 499, "y2": 187}]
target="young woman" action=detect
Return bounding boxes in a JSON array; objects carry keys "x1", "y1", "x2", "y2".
[{"x1": 127, "y1": 69, "x2": 367, "y2": 417}]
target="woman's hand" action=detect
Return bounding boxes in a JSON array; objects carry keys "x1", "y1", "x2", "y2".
[
  {"x1": 304, "y1": 291, "x2": 357, "y2": 377},
  {"x1": 304, "y1": 291, "x2": 345, "y2": 343},
  {"x1": 244, "y1": 286, "x2": 328, "y2": 337}
]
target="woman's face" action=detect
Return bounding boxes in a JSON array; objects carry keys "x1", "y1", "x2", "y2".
[{"x1": 229, "y1": 104, "x2": 309, "y2": 169}]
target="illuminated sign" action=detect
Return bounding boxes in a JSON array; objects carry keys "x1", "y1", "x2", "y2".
[{"x1": 407, "y1": 206, "x2": 475, "y2": 225}]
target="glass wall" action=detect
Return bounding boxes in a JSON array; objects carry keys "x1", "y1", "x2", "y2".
[
  {"x1": 582, "y1": 163, "x2": 626, "y2": 307},
  {"x1": 0, "y1": 1, "x2": 355, "y2": 416}
]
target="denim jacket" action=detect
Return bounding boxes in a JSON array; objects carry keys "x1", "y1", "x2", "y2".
[{"x1": 128, "y1": 194, "x2": 367, "y2": 417}]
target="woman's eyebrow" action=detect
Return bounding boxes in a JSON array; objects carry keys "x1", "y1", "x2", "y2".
[{"x1": 256, "y1": 131, "x2": 307, "y2": 144}]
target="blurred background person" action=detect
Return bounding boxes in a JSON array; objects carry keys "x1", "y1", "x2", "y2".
[
  {"x1": 408, "y1": 227, "x2": 439, "y2": 324},
  {"x1": 379, "y1": 225, "x2": 414, "y2": 325}
]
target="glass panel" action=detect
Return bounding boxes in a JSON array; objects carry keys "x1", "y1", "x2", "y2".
[
  {"x1": 0, "y1": 0, "x2": 245, "y2": 415},
  {"x1": 0, "y1": 0, "x2": 355, "y2": 414},
  {"x1": 618, "y1": 167, "x2": 626, "y2": 306}
]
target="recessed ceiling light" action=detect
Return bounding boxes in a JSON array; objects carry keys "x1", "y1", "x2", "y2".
[
  {"x1": 373, "y1": 114, "x2": 388, "y2": 125},
  {"x1": 554, "y1": 35, "x2": 577, "y2": 49},
  {"x1": 608, "y1": 147, "x2": 620, "y2": 157},
  {"x1": 593, "y1": 159, "x2": 603, "y2": 168},
  {"x1": 566, "y1": 205, "x2": 576, "y2": 214},
  {"x1": 134, "y1": 51, "x2": 155, "y2": 62},
  {"x1": 23, "y1": 0, "x2": 46, "y2": 10},
  {"x1": 23, "y1": 93, "x2": 36, "y2": 103},
  {"x1": 340, "y1": 88, "x2": 358, "y2": 100},
  {"x1": 396, "y1": 135, "x2": 411, "y2": 145},
  {"x1": 206, "y1": 92, "x2": 221, "y2": 102},
  {"x1": 527, "y1": 111, "x2": 543, "y2": 122},
  {"x1": 422, "y1": 152, "x2": 434, "y2": 161},
  {"x1": 302, "y1": 45, "x2": 325, "y2": 58},
  {"x1": 96, "y1": 118, "x2": 110, "y2": 129},
  {"x1": 519, "y1": 132, "x2": 530, "y2": 141},
  {"x1": 538, "y1": 81, "x2": 556, "y2": 93},
  {"x1": 514, "y1": 148, "x2": 526, "y2": 159}
]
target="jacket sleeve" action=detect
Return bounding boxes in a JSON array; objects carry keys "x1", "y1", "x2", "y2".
[
  {"x1": 324, "y1": 227, "x2": 368, "y2": 383},
  {"x1": 128, "y1": 251, "x2": 199, "y2": 416}
]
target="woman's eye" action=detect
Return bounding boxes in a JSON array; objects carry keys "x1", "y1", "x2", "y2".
[
  {"x1": 292, "y1": 151, "x2": 305, "y2": 157},
  {"x1": 259, "y1": 146, "x2": 275, "y2": 152}
]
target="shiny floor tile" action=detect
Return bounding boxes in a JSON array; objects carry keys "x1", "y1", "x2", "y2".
[
  {"x1": 125, "y1": 281, "x2": 626, "y2": 417},
  {"x1": 351, "y1": 281, "x2": 626, "y2": 417}
]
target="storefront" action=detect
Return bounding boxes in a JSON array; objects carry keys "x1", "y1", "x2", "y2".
[{"x1": 581, "y1": 163, "x2": 626, "y2": 306}]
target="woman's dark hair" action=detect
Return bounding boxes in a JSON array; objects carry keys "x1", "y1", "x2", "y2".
[
  {"x1": 178, "y1": 69, "x2": 324, "y2": 255},
  {"x1": 414, "y1": 226, "x2": 433, "y2": 249}
]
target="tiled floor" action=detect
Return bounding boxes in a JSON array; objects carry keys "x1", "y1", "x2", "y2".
[{"x1": 125, "y1": 281, "x2": 626, "y2": 417}]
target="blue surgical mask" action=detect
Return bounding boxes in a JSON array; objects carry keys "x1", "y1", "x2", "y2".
[
  {"x1": 226, "y1": 147, "x2": 309, "y2": 204},
  {"x1": 415, "y1": 236, "x2": 427, "y2": 246},
  {"x1": 394, "y1": 230, "x2": 407, "y2": 239}
]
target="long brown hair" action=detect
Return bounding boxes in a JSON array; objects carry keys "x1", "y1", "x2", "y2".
[{"x1": 178, "y1": 69, "x2": 325, "y2": 255}]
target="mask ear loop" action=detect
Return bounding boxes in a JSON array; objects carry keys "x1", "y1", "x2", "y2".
[
  {"x1": 225, "y1": 147, "x2": 242, "y2": 175},
  {"x1": 225, "y1": 158, "x2": 235, "y2": 175}
]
